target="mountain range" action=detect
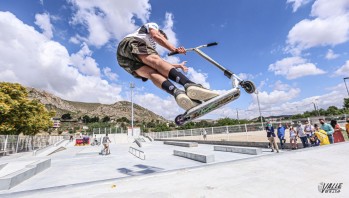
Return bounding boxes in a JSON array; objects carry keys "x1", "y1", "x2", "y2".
[{"x1": 26, "y1": 87, "x2": 168, "y2": 123}]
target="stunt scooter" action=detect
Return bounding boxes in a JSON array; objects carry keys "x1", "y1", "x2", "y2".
[{"x1": 168, "y1": 42, "x2": 256, "y2": 126}]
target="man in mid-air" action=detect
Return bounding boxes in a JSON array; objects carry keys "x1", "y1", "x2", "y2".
[{"x1": 117, "y1": 22, "x2": 218, "y2": 111}]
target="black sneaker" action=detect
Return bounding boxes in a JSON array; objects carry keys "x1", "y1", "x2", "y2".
[{"x1": 184, "y1": 83, "x2": 219, "y2": 101}]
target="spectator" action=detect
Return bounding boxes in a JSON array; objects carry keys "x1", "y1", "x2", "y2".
[
  {"x1": 319, "y1": 118, "x2": 334, "y2": 144},
  {"x1": 289, "y1": 126, "x2": 297, "y2": 150},
  {"x1": 314, "y1": 124, "x2": 330, "y2": 146},
  {"x1": 277, "y1": 123, "x2": 287, "y2": 149},
  {"x1": 202, "y1": 129, "x2": 207, "y2": 140},
  {"x1": 266, "y1": 122, "x2": 279, "y2": 153},
  {"x1": 331, "y1": 120, "x2": 345, "y2": 143},
  {"x1": 297, "y1": 121, "x2": 308, "y2": 148},
  {"x1": 102, "y1": 134, "x2": 111, "y2": 155},
  {"x1": 304, "y1": 120, "x2": 314, "y2": 138},
  {"x1": 346, "y1": 118, "x2": 349, "y2": 138}
]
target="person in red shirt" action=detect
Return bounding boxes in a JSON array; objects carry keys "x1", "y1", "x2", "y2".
[{"x1": 331, "y1": 120, "x2": 345, "y2": 143}]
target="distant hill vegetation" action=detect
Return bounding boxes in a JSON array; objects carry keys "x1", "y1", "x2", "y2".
[{"x1": 26, "y1": 87, "x2": 168, "y2": 123}]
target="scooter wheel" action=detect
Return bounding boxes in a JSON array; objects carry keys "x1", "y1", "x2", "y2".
[
  {"x1": 241, "y1": 80, "x2": 256, "y2": 94},
  {"x1": 175, "y1": 114, "x2": 185, "y2": 126}
]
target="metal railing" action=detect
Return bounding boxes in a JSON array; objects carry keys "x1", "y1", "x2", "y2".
[
  {"x1": 147, "y1": 118, "x2": 348, "y2": 142},
  {"x1": 128, "y1": 146, "x2": 145, "y2": 160},
  {"x1": 0, "y1": 135, "x2": 64, "y2": 155}
]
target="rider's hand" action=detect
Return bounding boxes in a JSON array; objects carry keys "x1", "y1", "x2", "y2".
[
  {"x1": 178, "y1": 61, "x2": 189, "y2": 72},
  {"x1": 176, "y1": 46, "x2": 186, "y2": 54}
]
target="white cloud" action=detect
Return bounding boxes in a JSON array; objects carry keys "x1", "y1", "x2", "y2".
[
  {"x1": 133, "y1": 92, "x2": 181, "y2": 119},
  {"x1": 237, "y1": 73, "x2": 255, "y2": 80},
  {"x1": 70, "y1": 43, "x2": 101, "y2": 76},
  {"x1": 286, "y1": 0, "x2": 349, "y2": 55},
  {"x1": 69, "y1": 0, "x2": 151, "y2": 47},
  {"x1": 287, "y1": 0, "x2": 313, "y2": 12},
  {"x1": 103, "y1": 67, "x2": 118, "y2": 81},
  {"x1": 187, "y1": 67, "x2": 210, "y2": 89},
  {"x1": 269, "y1": 56, "x2": 326, "y2": 79},
  {"x1": 334, "y1": 60, "x2": 349, "y2": 76},
  {"x1": 34, "y1": 13, "x2": 53, "y2": 39},
  {"x1": 311, "y1": 0, "x2": 349, "y2": 18},
  {"x1": 273, "y1": 80, "x2": 291, "y2": 91},
  {"x1": 325, "y1": 49, "x2": 339, "y2": 60},
  {"x1": 0, "y1": 11, "x2": 122, "y2": 104}
]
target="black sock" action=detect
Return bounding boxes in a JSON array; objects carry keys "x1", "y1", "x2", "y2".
[
  {"x1": 168, "y1": 68, "x2": 194, "y2": 86},
  {"x1": 161, "y1": 80, "x2": 177, "y2": 96}
]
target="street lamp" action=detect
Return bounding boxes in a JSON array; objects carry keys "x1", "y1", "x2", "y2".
[
  {"x1": 312, "y1": 101, "x2": 320, "y2": 117},
  {"x1": 255, "y1": 90, "x2": 264, "y2": 128},
  {"x1": 130, "y1": 82, "x2": 135, "y2": 136},
  {"x1": 344, "y1": 77, "x2": 349, "y2": 96}
]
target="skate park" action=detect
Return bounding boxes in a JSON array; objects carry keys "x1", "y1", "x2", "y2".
[{"x1": 0, "y1": 127, "x2": 349, "y2": 197}]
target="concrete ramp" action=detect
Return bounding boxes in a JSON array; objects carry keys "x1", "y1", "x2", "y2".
[{"x1": 0, "y1": 159, "x2": 51, "y2": 190}]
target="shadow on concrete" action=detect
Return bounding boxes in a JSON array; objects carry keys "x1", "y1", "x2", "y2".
[{"x1": 117, "y1": 164, "x2": 164, "y2": 176}]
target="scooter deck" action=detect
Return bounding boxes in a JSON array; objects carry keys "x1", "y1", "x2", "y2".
[{"x1": 175, "y1": 88, "x2": 241, "y2": 125}]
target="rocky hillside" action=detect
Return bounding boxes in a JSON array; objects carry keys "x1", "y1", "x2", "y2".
[{"x1": 26, "y1": 87, "x2": 168, "y2": 123}]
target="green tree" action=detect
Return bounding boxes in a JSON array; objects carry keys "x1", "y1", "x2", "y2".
[
  {"x1": 82, "y1": 115, "x2": 90, "y2": 123},
  {"x1": 326, "y1": 106, "x2": 339, "y2": 116},
  {"x1": 0, "y1": 82, "x2": 55, "y2": 135},
  {"x1": 344, "y1": 98, "x2": 349, "y2": 109},
  {"x1": 102, "y1": 116, "x2": 111, "y2": 122},
  {"x1": 61, "y1": 113, "x2": 72, "y2": 120}
]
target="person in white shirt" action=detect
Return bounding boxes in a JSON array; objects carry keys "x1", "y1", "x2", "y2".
[{"x1": 297, "y1": 122, "x2": 309, "y2": 148}]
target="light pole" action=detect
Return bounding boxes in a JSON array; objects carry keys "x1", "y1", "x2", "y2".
[
  {"x1": 344, "y1": 77, "x2": 349, "y2": 96},
  {"x1": 312, "y1": 101, "x2": 320, "y2": 116},
  {"x1": 255, "y1": 90, "x2": 264, "y2": 128},
  {"x1": 236, "y1": 108, "x2": 240, "y2": 124},
  {"x1": 130, "y1": 82, "x2": 135, "y2": 136}
]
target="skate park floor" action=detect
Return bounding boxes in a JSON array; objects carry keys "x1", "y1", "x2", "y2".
[{"x1": 0, "y1": 140, "x2": 348, "y2": 197}]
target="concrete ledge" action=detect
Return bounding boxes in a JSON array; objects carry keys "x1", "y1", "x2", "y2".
[
  {"x1": 214, "y1": 145, "x2": 262, "y2": 155},
  {"x1": 0, "y1": 159, "x2": 51, "y2": 190},
  {"x1": 173, "y1": 150, "x2": 214, "y2": 163},
  {"x1": 164, "y1": 141, "x2": 198, "y2": 147},
  {"x1": 158, "y1": 139, "x2": 303, "y2": 149}
]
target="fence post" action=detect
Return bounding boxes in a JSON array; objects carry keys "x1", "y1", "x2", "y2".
[
  {"x1": 245, "y1": 124, "x2": 248, "y2": 141},
  {"x1": 4, "y1": 135, "x2": 8, "y2": 152},
  {"x1": 15, "y1": 135, "x2": 20, "y2": 153}
]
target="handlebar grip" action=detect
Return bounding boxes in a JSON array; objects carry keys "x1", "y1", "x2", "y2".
[
  {"x1": 168, "y1": 51, "x2": 179, "y2": 56},
  {"x1": 207, "y1": 42, "x2": 218, "y2": 47}
]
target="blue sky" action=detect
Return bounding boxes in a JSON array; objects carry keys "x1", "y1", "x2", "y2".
[{"x1": 0, "y1": 0, "x2": 349, "y2": 120}]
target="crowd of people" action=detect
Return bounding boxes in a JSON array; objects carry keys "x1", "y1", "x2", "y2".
[{"x1": 265, "y1": 118, "x2": 349, "y2": 152}]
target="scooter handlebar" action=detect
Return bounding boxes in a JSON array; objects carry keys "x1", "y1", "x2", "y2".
[
  {"x1": 168, "y1": 51, "x2": 179, "y2": 56},
  {"x1": 167, "y1": 42, "x2": 218, "y2": 56},
  {"x1": 206, "y1": 42, "x2": 218, "y2": 47}
]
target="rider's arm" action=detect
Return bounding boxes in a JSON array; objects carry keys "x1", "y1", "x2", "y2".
[{"x1": 149, "y1": 28, "x2": 185, "y2": 54}]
